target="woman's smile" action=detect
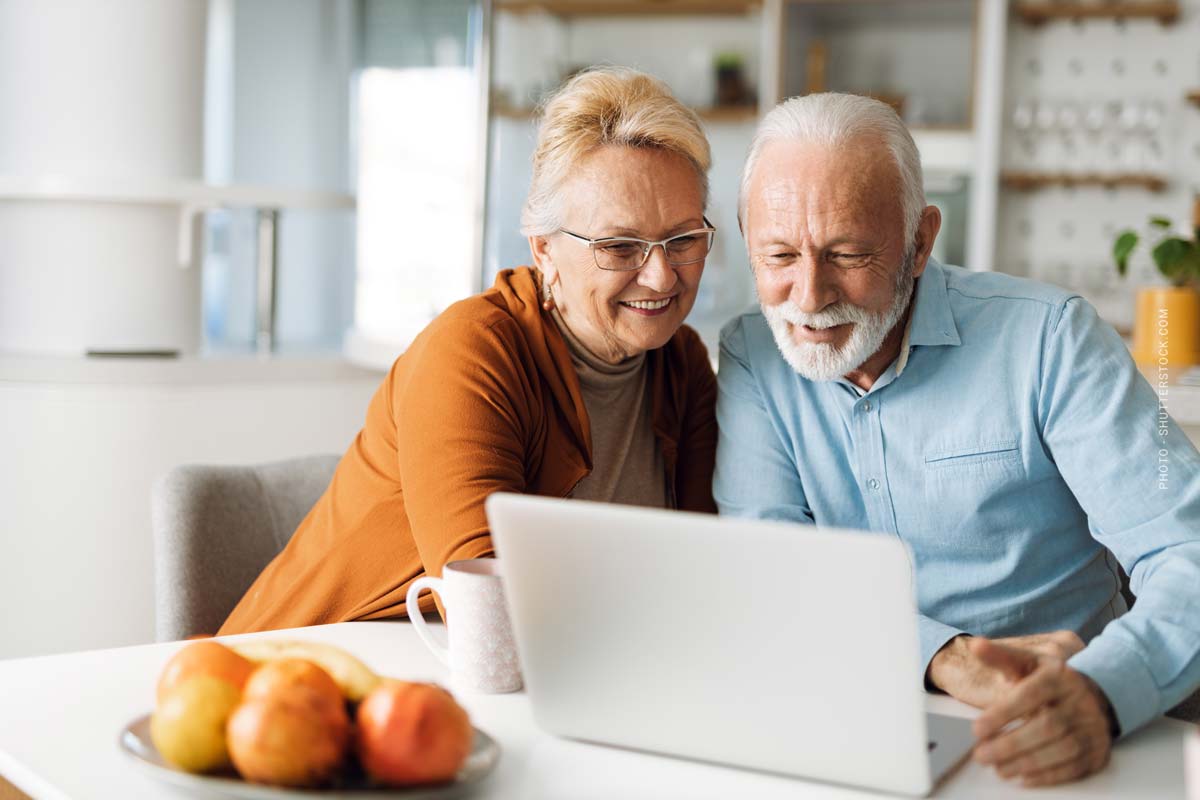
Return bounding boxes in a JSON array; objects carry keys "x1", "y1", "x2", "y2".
[{"x1": 618, "y1": 295, "x2": 675, "y2": 316}]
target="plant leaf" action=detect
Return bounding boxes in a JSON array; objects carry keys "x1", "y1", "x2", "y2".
[
  {"x1": 1152, "y1": 237, "x2": 1192, "y2": 284},
  {"x1": 1149, "y1": 216, "x2": 1172, "y2": 229},
  {"x1": 1113, "y1": 231, "x2": 1138, "y2": 276},
  {"x1": 1180, "y1": 241, "x2": 1200, "y2": 283}
]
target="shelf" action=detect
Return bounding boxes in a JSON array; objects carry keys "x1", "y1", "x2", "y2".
[
  {"x1": 1014, "y1": 1, "x2": 1180, "y2": 25},
  {"x1": 0, "y1": 353, "x2": 383, "y2": 386},
  {"x1": 1187, "y1": 90, "x2": 1200, "y2": 109},
  {"x1": 497, "y1": 0, "x2": 759, "y2": 15},
  {"x1": 695, "y1": 105, "x2": 758, "y2": 122},
  {"x1": 492, "y1": 104, "x2": 758, "y2": 123},
  {"x1": 0, "y1": 176, "x2": 356, "y2": 269},
  {"x1": 491, "y1": 104, "x2": 538, "y2": 120},
  {"x1": 0, "y1": 176, "x2": 356, "y2": 210},
  {"x1": 1000, "y1": 172, "x2": 1168, "y2": 192}
]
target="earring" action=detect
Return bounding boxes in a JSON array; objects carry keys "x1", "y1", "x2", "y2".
[{"x1": 542, "y1": 281, "x2": 555, "y2": 311}]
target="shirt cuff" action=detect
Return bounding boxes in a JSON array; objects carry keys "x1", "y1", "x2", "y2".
[
  {"x1": 919, "y1": 615, "x2": 966, "y2": 690},
  {"x1": 1068, "y1": 637, "x2": 1161, "y2": 738}
]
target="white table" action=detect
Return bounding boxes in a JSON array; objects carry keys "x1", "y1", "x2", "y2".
[{"x1": 0, "y1": 622, "x2": 1191, "y2": 799}]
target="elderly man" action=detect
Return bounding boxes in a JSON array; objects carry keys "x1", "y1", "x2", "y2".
[{"x1": 715, "y1": 92, "x2": 1200, "y2": 788}]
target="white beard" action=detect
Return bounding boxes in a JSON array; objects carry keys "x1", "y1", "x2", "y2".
[{"x1": 761, "y1": 255, "x2": 916, "y2": 382}]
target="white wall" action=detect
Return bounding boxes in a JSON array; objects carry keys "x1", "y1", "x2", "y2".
[
  {"x1": 995, "y1": 1, "x2": 1200, "y2": 327},
  {"x1": 0, "y1": 0, "x2": 208, "y2": 357},
  {"x1": 0, "y1": 360, "x2": 381, "y2": 660}
]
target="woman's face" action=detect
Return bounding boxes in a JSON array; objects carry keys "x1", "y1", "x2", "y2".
[{"x1": 529, "y1": 145, "x2": 708, "y2": 364}]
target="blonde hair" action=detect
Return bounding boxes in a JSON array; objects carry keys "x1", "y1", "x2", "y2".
[{"x1": 520, "y1": 67, "x2": 711, "y2": 237}]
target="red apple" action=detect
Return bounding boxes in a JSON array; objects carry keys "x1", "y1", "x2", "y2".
[{"x1": 356, "y1": 682, "x2": 473, "y2": 786}]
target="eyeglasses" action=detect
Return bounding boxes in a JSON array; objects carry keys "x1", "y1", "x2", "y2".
[{"x1": 558, "y1": 217, "x2": 716, "y2": 272}]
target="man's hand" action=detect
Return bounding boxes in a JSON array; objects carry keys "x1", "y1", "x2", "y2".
[
  {"x1": 926, "y1": 630, "x2": 1084, "y2": 707},
  {"x1": 970, "y1": 637, "x2": 1114, "y2": 787}
]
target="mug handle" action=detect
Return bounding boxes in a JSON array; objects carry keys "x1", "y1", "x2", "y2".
[{"x1": 406, "y1": 576, "x2": 450, "y2": 667}]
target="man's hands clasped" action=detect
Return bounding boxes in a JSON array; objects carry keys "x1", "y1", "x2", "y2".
[{"x1": 927, "y1": 631, "x2": 1115, "y2": 788}]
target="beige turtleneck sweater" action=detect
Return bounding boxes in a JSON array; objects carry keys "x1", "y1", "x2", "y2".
[{"x1": 551, "y1": 308, "x2": 669, "y2": 509}]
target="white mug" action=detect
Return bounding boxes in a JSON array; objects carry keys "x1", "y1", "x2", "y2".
[{"x1": 406, "y1": 559, "x2": 523, "y2": 693}]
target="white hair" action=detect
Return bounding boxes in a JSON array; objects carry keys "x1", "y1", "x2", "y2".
[{"x1": 739, "y1": 93, "x2": 925, "y2": 243}]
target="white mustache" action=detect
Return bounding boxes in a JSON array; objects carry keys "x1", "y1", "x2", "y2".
[{"x1": 767, "y1": 301, "x2": 873, "y2": 331}]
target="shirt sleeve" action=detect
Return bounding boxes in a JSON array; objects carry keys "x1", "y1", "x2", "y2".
[
  {"x1": 393, "y1": 316, "x2": 532, "y2": 585},
  {"x1": 713, "y1": 317, "x2": 814, "y2": 522},
  {"x1": 919, "y1": 618, "x2": 967, "y2": 689},
  {"x1": 1036, "y1": 297, "x2": 1200, "y2": 736}
]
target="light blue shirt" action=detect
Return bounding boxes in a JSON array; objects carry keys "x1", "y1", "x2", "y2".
[{"x1": 714, "y1": 259, "x2": 1200, "y2": 736}]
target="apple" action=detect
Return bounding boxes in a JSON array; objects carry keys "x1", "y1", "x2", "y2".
[
  {"x1": 156, "y1": 640, "x2": 254, "y2": 705},
  {"x1": 242, "y1": 658, "x2": 347, "y2": 730},
  {"x1": 356, "y1": 682, "x2": 472, "y2": 786},
  {"x1": 226, "y1": 687, "x2": 348, "y2": 788},
  {"x1": 150, "y1": 675, "x2": 241, "y2": 773}
]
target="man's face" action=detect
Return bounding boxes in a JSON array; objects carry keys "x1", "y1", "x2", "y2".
[{"x1": 743, "y1": 138, "x2": 930, "y2": 381}]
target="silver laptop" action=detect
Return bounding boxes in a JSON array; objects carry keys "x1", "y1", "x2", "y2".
[{"x1": 485, "y1": 493, "x2": 975, "y2": 796}]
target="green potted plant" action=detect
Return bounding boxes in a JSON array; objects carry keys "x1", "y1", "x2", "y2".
[
  {"x1": 1113, "y1": 214, "x2": 1200, "y2": 368},
  {"x1": 714, "y1": 52, "x2": 750, "y2": 107}
]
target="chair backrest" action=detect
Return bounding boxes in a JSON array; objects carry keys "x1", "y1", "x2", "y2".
[{"x1": 152, "y1": 455, "x2": 339, "y2": 641}]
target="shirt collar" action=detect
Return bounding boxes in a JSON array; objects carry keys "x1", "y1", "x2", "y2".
[
  {"x1": 845, "y1": 309, "x2": 915, "y2": 396},
  {"x1": 836, "y1": 258, "x2": 959, "y2": 397},
  {"x1": 908, "y1": 258, "x2": 961, "y2": 348},
  {"x1": 893, "y1": 305, "x2": 915, "y2": 377}
]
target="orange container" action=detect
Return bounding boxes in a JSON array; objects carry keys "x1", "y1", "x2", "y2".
[{"x1": 1131, "y1": 286, "x2": 1200, "y2": 368}]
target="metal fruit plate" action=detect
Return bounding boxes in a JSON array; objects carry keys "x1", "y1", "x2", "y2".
[{"x1": 118, "y1": 714, "x2": 499, "y2": 799}]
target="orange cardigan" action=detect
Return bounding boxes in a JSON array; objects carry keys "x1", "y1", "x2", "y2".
[{"x1": 218, "y1": 267, "x2": 717, "y2": 634}]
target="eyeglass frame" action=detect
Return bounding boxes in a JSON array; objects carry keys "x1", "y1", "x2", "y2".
[{"x1": 556, "y1": 216, "x2": 717, "y2": 271}]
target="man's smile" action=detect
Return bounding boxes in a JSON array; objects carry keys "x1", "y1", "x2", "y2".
[{"x1": 792, "y1": 321, "x2": 851, "y2": 344}]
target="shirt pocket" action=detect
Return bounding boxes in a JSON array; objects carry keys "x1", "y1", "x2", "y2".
[
  {"x1": 920, "y1": 437, "x2": 1027, "y2": 560},
  {"x1": 924, "y1": 439, "x2": 1021, "y2": 471}
]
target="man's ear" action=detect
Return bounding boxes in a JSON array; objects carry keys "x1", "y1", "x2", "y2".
[
  {"x1": 528, "y1": 235, "x2": 559, "y2": 287},
  {"x1": 910, "y1": 205, "x2": 942, "y2": 279}
]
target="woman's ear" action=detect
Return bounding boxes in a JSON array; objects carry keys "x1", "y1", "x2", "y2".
[{"x1": 528, "y1": 235, "x2": 559, "y2": 287}]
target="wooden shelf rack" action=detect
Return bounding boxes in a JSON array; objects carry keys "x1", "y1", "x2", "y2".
[
  {"x1": 1013, "y1": 1, "x2": 1180, "y2": 25},
  {"x1": 497, "y1": 0, "x2": 759, "y2": 15},
  {"x1": 1001, "y1": 172, "x2": 1168, "y2": 192},
  {"x1": 492, "y1": 103, "x2": 758, "y2": 122}
]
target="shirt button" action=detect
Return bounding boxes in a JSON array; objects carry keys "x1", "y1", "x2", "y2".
[
  {"x1": 862, "y1": 401, "x2": 872, "y2": 412},
  {"x1": 867, "y1": 478, "x2": 880, "y2": 491}
]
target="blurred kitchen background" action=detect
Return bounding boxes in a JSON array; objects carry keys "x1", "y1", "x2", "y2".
[{"x1": 2, "y1": 0, "x2": 1199, "y2": 659}]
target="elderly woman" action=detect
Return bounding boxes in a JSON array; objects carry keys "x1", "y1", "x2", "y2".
[{"x1": 219, "y1": 67, "x2": 717, "y2": 633}]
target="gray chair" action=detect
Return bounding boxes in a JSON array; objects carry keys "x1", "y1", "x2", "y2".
[{"x1": 152, "y1": 455, "x2": 339, "y2": 641}]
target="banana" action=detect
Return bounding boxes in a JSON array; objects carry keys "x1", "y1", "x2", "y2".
[{"x1": 230, "y1": 639, "x2": 383, "y2": 702}]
